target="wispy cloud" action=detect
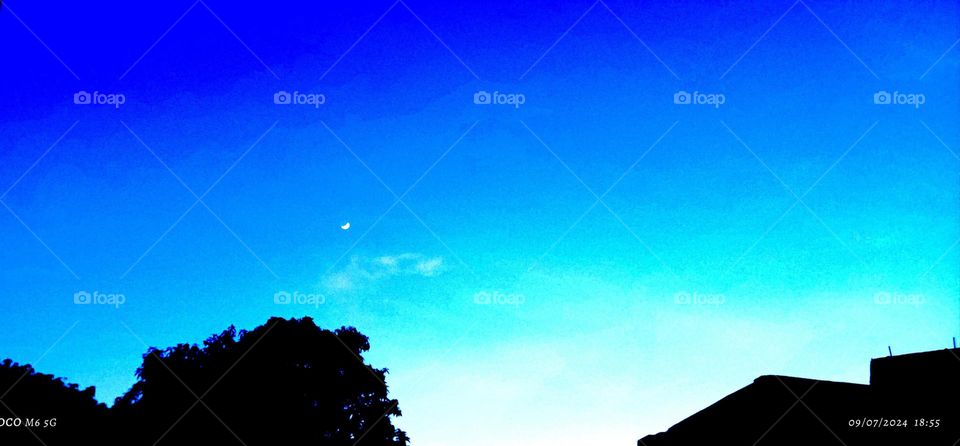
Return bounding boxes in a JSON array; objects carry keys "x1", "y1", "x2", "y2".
[{"x1": 324, "y1": 253, "x2": 445, "y2": 291}]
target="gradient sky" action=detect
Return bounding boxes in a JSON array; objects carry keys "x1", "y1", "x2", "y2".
[{"x1": 1, "y1": 1, "x2": 959, "y2": 445}]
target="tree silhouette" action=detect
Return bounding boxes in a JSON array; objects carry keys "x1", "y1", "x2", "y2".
[
  {"x1": 1, "y1": 317, "x2": 408, "y2": 446},
  {"x1": 112, "y1": 316, "x2": 408, "y2": 445},
  {"x1": 0, "y1": 359, "x2": 107, "y2": 445}
]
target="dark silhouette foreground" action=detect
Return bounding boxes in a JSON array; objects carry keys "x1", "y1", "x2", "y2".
[
  {"x1": 1, "y1": 317, "x2": 408, "y2": 446},
  {"x1": 639, "y1": 348, "x2": 960, "y2": 446}
]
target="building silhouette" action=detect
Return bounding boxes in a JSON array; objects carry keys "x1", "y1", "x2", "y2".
[{"x1": 639, "y1": 348, "x2": 960, "y2": 446}]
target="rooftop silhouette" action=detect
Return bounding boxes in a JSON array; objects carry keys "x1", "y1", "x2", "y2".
[{"x1": 639, "y1": 348, "x2": 960, "y2": 446}]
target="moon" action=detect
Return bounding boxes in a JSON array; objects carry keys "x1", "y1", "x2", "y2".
[{"x1": 340, "y1": 222, "x2": 351, "y2": 230}]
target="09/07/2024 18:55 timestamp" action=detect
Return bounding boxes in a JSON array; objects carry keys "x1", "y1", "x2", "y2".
[{"x1": 849, "y1": 418, "x2": 941, "y2": 429}]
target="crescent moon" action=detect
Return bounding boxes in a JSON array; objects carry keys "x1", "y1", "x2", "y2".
[{"x1": 341, "y1": 222, "x2": 351, "y2": 230}]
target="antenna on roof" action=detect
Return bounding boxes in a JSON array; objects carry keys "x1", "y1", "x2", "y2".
[{"x1": 887, "y1": 346, "x2": 893, "y2": 357}]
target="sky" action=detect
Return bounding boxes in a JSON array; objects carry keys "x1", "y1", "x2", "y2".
[{"x1": 1, "y1": 0, "x2": 958, "y2": 445}]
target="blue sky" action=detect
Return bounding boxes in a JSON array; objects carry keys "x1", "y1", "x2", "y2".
[{"x1": 1, "y1": 1, "x2": 958, "y2": 445}]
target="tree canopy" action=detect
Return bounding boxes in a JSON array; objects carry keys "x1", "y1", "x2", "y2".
[
  {"x1": 0, "y1": 359, "x2": 107, "y2": 444},
  {"x1": 1, "y1": 317, "x2": 409, "y2": 446}
]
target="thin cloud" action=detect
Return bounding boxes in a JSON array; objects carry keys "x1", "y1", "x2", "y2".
[{"x1": 324, "y1": 253, "x2": 445, "y2": 291}]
